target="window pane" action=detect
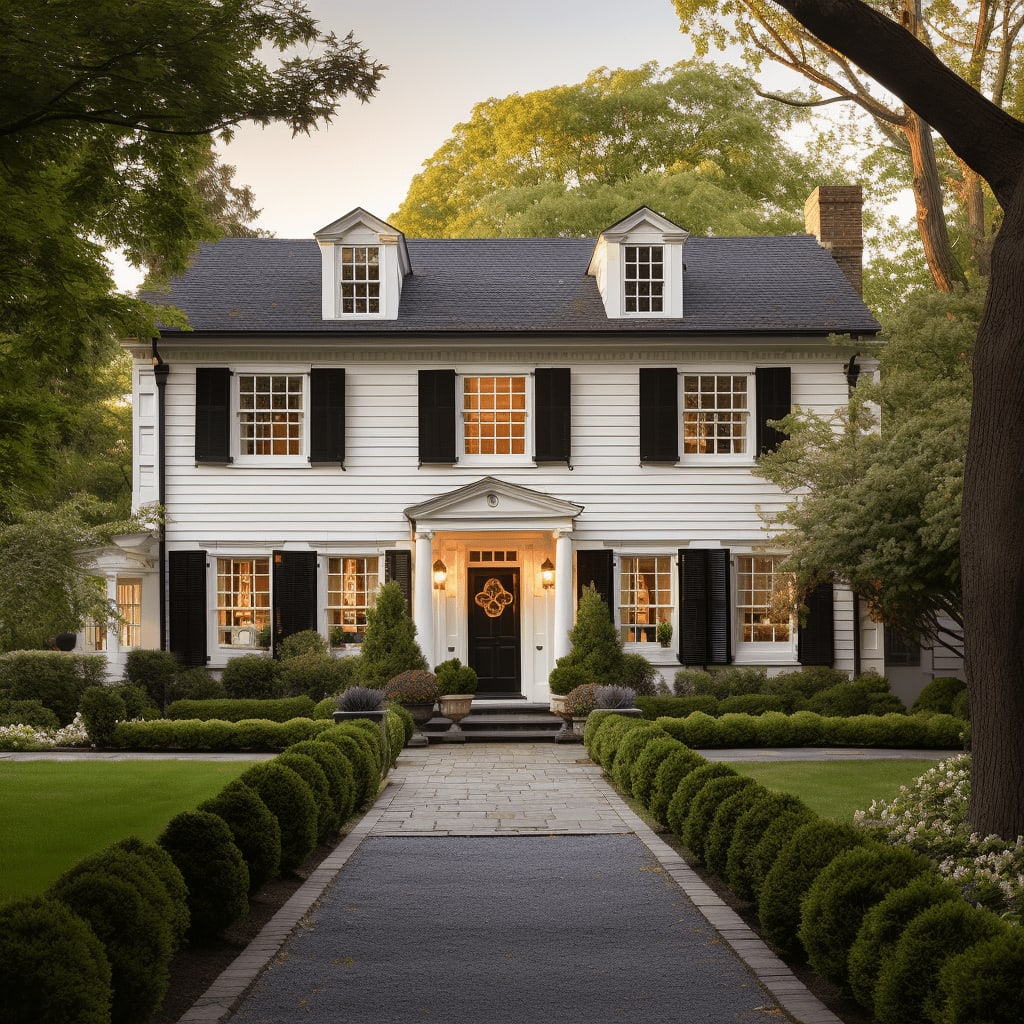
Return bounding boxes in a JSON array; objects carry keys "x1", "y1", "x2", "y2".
[
  {"x1": 682, "y1": 374, "x2": 750, "y2": 454},
  {"x1": 116, "y1": 579, "x2": 142, "y2": 648},
  {"x1": 737, "y1": 555, "x2": 792, "y2": 643},
  {"x1": 239, "y1": 375, "x2": 303, "y2": 456},
  {"x1": 619, "y1": 555, "x2": 672, "y2": 643},
  {"x1": 339, "y1": 246, "x2": 381, "y2": 313},
  {"x1": 462, "y1": 375, "x2": 527, "y2": 456},
  {"x1": 217, "y1": 558, "x2": 270, "y2": 646},
  {"x1": 327, "y1": 557, "x2": 380, "y2": 642},
  {"x1": 623, "y1": 244, "x2": 665, "y2": 313}
]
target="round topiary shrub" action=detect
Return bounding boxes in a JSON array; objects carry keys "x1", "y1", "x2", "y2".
[
  {"x1": 758, "y1": 819, "x2": 869, "y2": 959},
  {"x1": 199, "y1": 783, "x2": 282, "y2": 893},
  {"x1": 275, "y1": 751, "x2": 338, "y2": 842},
  {"x1": 630, "y1": 735, "x2": 684, "y2": 806},
  {"x1": 847, "y1": 875, "x2": 964, "y2": 1013},
  {"x1": 286, "y1": 739, "x2": 356, "y2": 822},
  {"x1": 678, "y1": 710, "x2": 724, "y2": 747},
  {"x1": 753, "y1": 711, "x2": 798, "y2": 746},
  {"x1": 610, "y1": 721, "x2": 669, "y2": 793},
  {"x1": 221, "y1": 654, "x2": 282, "y2": 699},
  {"x1": 318, "y1": 729, "x2": 377, "y2": 806},
  {"x1": 874, "y1": 899, "x2": 1008, "y2": 1024},
  {"x1": 278, "y1": 652, "x2": 353, "y2": 701},
  {"x1": 584, "y1": 709, "x2": 635, "y2": 765},
  {"x1": 935, "y1": 925, "x2": 1024, "y2": 1024},
  {"x1": 174, "y1": 666, "x2": 225, "y2": 700},
  {"x1": 910, "y1": 676, "x2": 967, "y2": 716},
  {"x1": 666, "y1": 762, "x2": 737, "y2": 841},
  {"x1": 648, "y1": 746, "x2": 707, "y2": 826},
  {"x1": 704, "y1": 784, "x2": 767, "y2": 881},
  {"x1": 799, "y1": 844, "x2": 936, "y2": 987},
  {"x1": 383, "y1": 669, "x2": 439, "y2": 705},
  {"x1": 275, "y1": 629, "x2": 328, "y2": 660},
  {"x1": 79, "y1": 686, "x2": 126, "y2": 747},
  {"x1": 158, "y1": 810, "x2": 249, "y2": 943},
  {"x1": 337, "y1": 717, "x2": 387, "y2": 776},
  {"x1": 714, "y1": 712, "x2": 760, "y2": 745},
  {"x1": 109, "y1": 836, "x2": 190, "y2": 949},
  {"x1": 387, "y1": 701, "x2": 415, "y2": 747},
  {"x1": 564, "y1": 682, "x2": 598, "y2": 718},
  {"x1": 236, "y1": 762, "x2": 318, "y2": 873},
  {"x1": 683, "y1": 775, "x2": 758, "y2": 864},
  {"x1": 0, "y1": 896, "x2": 112, "y2": 1024},
  {"x1": 49, "y1": 868, "x2": 170, "y2": 1024},
  {"x1": 807, "y1": 674, "x2": 905, "y2": 717}
]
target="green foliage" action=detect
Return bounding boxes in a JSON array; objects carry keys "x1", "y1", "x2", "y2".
[
  {"x1": 278, "y1": 653, "x2": 352, "y2": 700},
  {"x1": 221, "y1": 654, "x2": 283, "y2": 699},
  {"x1": 683, "y1": 775, "x2": 757, "y2": 864},
  {"x1": 275, "y1": 751, "x2": 337, "y2": 843},
  {"x1": 166, "y1": 696, "x2": 315, "y2": 722},
  {"x1": 806, "y1": 674, "x2": 906, "y2": 716},
  {"x1": 717, "y1": 693, "x2": 787, "y2": 716},
  {"x1": 637, "y1": 695, "x2": 718, "y2": 718},
  {"x1": 199, "y1": 783, "x2": 281, "y2": 893},
  {"x1": 629, "y1": 736, "x2": 684, "y2": 806},
  {"x1": 666, "y1": 762, "x2": 737, "y2": 840},
  {"x1": 113, "y1": 682, "x2": 162, "y2": 719},
  {"x1": 173, "y1": 666, "x2": 225, "y2": 701},
  {"x1": 799, "y1": 844, "x2": 936, "y2": 987},
  {"x1": 157, "y1": 810, "x2": 248, "y2": 943},
  {"x1": 549, "y1": 586, "x2": 625, "y2": 691},
  {"x1": 619, "y1": 652, "x2": 659, "y2": 696},
  {"x1": 79, "y1": 686, "x2": 126, "y2": 746},
  {"x1": 275, "y1": 630, "x2": 328, "y2": 660},
  {"x1": 936, "y1": 927, "x2": 1024, "y2": 1024},
  {"x1": 704, "y1": 786, "x2": 766, "y2": 881},
  {"x1": 912, "y1": 676, "x2": 968, "y2": 716},
  {"x1": 383, "y1": 670, "x2": 439, "y2": 705},
  {"x1": 386, "y1": 701, "x2": 415, "y2": 749},
  {"x1": 0, "y1": 699, "x2": 59, "y2": 729},
  {"x1": 672, "y1": 668, "x2": 716, "y2": 695},
  {"x1": 316, "y1": 729, "x2": 376, "y2": 807},
  {"x1": 124, "y1": 648, "x2": 180, "y2": 711},
  {"x1": 108, "y1": 836, "x2": 189, "y2": 948},
  {"x1": 110, "y1": 717, "x2": 331, "y2": 751},
  {"x1": 433, "y1": 657, "x2": 479, "y2": 695},
  {"x1": 333, "y1": 720, "x2": 385, "y2": 779},
  {"x1": 586, "y1": 712, "x2": 639, "y2": 769},
  {"x1": 358, "y1": 582, "x2": 428, "y2": 687},
  {"x1": 0, "y1": 650, "x2": 105, "y2": 724},
  {"x1": 285, "y1": 740, "x2": 357, "y2": 822},
  {"x1": 648, "y1": 746, "x2": 707, "y2": 825},
  {"x1": 0, "y1": 896, "x2": 112, "y2": 1024},
  {"x1": 547, "y1": 664, "x2": 590, "y2": 696},
  {"x1": 236, "y1": 762, "x2": 317, "y2": 874},
  {"x1": 610, "y1": 722, "x2": 670, "y2": 793}
]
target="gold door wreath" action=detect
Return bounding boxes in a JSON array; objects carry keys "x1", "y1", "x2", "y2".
[{"x1": 474, "y1": 577, "x2": 514, "y2": 618}]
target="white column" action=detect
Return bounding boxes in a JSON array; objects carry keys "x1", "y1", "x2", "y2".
[
  {"x1": 413, "y1": 532, "x2": 435, "y2": 665},
  {"x1": 553, "y1": 530, "x2": 574, "y2": 661}
]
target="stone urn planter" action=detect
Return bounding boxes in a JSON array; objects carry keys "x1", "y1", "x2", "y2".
[
  {"x1": 437, "y1": 694, "x2": 474, "y2": 742},
  {"x1": 383, "y1": 671, "x2": 441, "y2": 748},
  {"x1": 549, "y1": 693, "x2": 575, "y2": 743},
  {"x1": 401, "y1": 701, "x2": 437, "y2": 747}
]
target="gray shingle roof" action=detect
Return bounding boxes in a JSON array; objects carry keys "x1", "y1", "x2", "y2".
[{"x1": 143, "y1": 235, "x2": 880, "y2": 337}]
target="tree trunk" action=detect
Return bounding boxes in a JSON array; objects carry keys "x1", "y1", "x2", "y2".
[
  {"x1": 957, "y1": 162, "x2": 993, "y2": 278},
  {"x1": 961, "y1": 172, "x2": 1024, "y2": 839}
]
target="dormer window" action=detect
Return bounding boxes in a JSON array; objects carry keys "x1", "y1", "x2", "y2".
[
  {"x1": 340, "y1": 245, "x2": 381, "y2": 314},
  {"x1": 624, "y1": 245, "x2": 664, "y2": 313}
]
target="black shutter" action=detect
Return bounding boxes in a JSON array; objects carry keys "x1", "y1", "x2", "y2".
[
  {"x1": 576, "y1": 549, "x2": 613, "y2": 607},
  {"x1": 639, "y1": 367, "x2": 679, "y2": 463},
  {"x1": 195, "y1": 368, "x2": 231, "y2": 463},
  {"x1": 755, "y1": 367, "x2": 791, "y2": 456},
  {"x1": 418, "y1": 369, "x2": 457, "y2": 464},
  {"x1": 385, "y1": 549, "x2": 412, "y2": 611},
  {"x1": 798, "y1": 582, "x2": 835, "y2": 666},
  {"x1": 272, "y1": 550, "x2": 318, "y2": 651},
  {"x1": 309, "y1": 368, "x2": 345, "y2": 465},
  {"x1": 534, "y1": 367, "x2": 571, "y2": 464},
  {"x1": 168, "y1": 550, "x2": 208, "y2": 667},
  {"x1": 679, "y1": 548, "x2": 732, "y2": 666}
]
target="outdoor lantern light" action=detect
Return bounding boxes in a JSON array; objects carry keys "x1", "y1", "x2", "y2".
[
  {"x1": 844, "y1": 353, "x2": 861, "y2": 389},
  {"x1": 432, "y1": 559, "x2": 447, "y2": 589},
  {"x1": 541, "y1": 557, "x2": 555, "y2": 589}
]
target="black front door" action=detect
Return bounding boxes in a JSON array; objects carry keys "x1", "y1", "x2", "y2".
[{"x1": 468, "y1": 568, "x2": 521, "y2": 696}]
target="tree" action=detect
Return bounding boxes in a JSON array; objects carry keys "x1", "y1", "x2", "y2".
[
  {"x1": 759, "y1": 0, "x2": 1024, "y2": 840},
  {"x1": 548, "y1": 586, "x2": 626, "y2": 694},
  {"x1": 756, "y1": 287, "x2": 978, "y2": 652},
  {"x1": 358, "y1": 582, "x2": 428, "y2": 688},
  {"x1": 673, "y1": 0, "x2": 1024, "y2": 288},
  {"x1": 391, "y1": 60, "x2": 837, "y2": 238}
]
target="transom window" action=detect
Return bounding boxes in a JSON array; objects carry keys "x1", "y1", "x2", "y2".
[
  {"x1": 239, "y1": 375, "x2": 303, "y2": 457},
  {"x1": 217, "y1": 558, "x2": 270, "y2": 646},
  {"x1": 469, "y1": 550, "x2": 518, "y2": 563},
  {"x1": 327, "y1": 556, "x2": 379, "y2": 642},
  {"x1": 624, "y1": 245, "x2": 664, "y2": 313},
  {"x1": 620, "y1": 555, "x2": 672, "y2": 643},
  {"x1": 737, "y1": 555, "x2": 793, "y2": 643},
  {"x1": 463, "y1": 376, "x2": 527, "y2": 456},
  {"x1": 340, "y1": 245, "x2": 380, "y2": 314},
  {"x1": 117, "y1": 579, "x2": 142, "y2": 649},
  {"x1": 683, "y1": 374, "x2": 749, "y2": 455}
]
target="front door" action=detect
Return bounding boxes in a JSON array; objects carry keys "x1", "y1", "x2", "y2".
[{"x1": 468, "y1": 568, "x2": 521, "y2": 696}]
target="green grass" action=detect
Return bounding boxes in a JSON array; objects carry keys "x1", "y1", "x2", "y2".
[
  {"x1": 0, "y1": 761, "x2": 251, "y2": 905},
  {"x1": 731, "y1": 759, "x2": 937, "y2": 822}
]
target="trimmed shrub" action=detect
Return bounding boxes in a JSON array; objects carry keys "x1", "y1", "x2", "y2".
[
  {"x1": 358, "y1": 580, "x2": 429, "y2": 688},
  {"x1": 237, "y1": 762, "x2": 318, "y2": 873},
  {"x1": 630, "y1": 735, "x2": 684, "y2": 806},
  {"x1": 49, "y1": 868, "x2": 170, "y2": 1024},
  {"x1": 693, "y1": 666, "x2": 767, "y2": 698},
  {"x1": 387, "y1": 701, "x2": 415, "y2": 748},
  {"x1": 666, "y1": 762, "x2": 737, "y2": 841},
  {"x1": 764, "y1": 666, "x2": 850, "y2": 703},
  {"x1": 785, "y1": 710, "x2": 827, "y2": 745},
  {"x1": 847, "y1": 875, "x2": 964, "y2": 1013},
  {"x1": 0, "y1": 896, "x2": 112, "y2": 1024},
  {"x1": 278, "y1": 652, "x2": 353, "y2": 701},
  {"x1": 434, "y1": 657, "x2": 478, "y2": 695},
  {"x1": 275, "y1": 751, "x2": 337, "y2": 842},
  {"x1": 758, "y1": 819, "x2": 869, "y2": 958},
  {"x1": 874, "y1": 900, "x2": 1008, "y2": 1024},
  {"x1": 79, "y1": 686, "x2": 126, "y2": 746},
  {"x1": 926, "y1": 713, "x2": 969, "y2": 748},
  {"x1": 286, "y1": 739, "x2": 356, "y2": 822},
  {"x1": 276, "y1": 629, "x2": 328, "y2": 660},
  {"x1": 318, "y1": 729, "x2": 377, "y2": 806},
  {"x1": 911, "y1": 676, "x2": 967, "y2": 716},
  {"x1": 174, "y1": 666, "x2": 225, "y2": 700},
  {"x1": 0, "y1": 650, "x2": 104, "y2": 724},
  {"x1": 333, "y1": 720, "x2": 384, "y2": 781},
  {"x1": 610, "y1": 721, "x2": 669, "y2": 792},
  {"x1": 124, "y1": 648, "x2": 179, "y2": 711},
  {"x1": 114, "y1": 682, "x2": 160, "y2": 719},
  {"x1": 221, "y1": 654, "x2": 282, "y2": 699},
  {"x1": 199, "y1": 783, "x2": 281, "y2": 893},
  {"x1": 313, "y1": 696, "x2": 338, "y2": 719},
  {"x1": 547, "y1": 663, "x2": 590, "y2": 696},
  {"x1": 807, "y1": 673, "x2": 905, "y2": 717},
  {"x1": 637, "y1": 695, "x2": 718, "y2": 719},
  {"x1": 586, "y1": 711, "x2": 640, "y2": 769},
  {"x1": 753, "y1": 711, "x2": 799, "y2": 746},
  {"x1": 950, "y1": 688, "x2": 969, "y2": 721},
  {"x1": 683, "y1": 775, "x2": 757, "y2": 864},
  {"x1": 619, "y1": 651, "x2": 659, "y2": 696},
  {"x1": 0, "y1": 698, "x2": 59, "y2": 729},
  {"x1": 677, "y1": 710, "x2": 724, "y2": 747},
  {"x1": 672, "y1": 668, "x2": 715, "y2": 695},
  {"x1": 718, "y1": 693, "x2": 787, "y2": 716},
  {"x1": 648, "y1": 746, "x2": 707, "y2": 825},
  {"x1": 704, "y1": 785, "x2": 766, "y2": 880},
  {"x1": 109, "y1": 836, "x2": 190, "y2": 948},
  {"x1": 582, "y1": 706, "x2": 624, "y2": 750},
  {"x1": 714, "y1": 712, "x2": 761, "y2": 745},
  {"x1": 799, "y1": 844, "x2": 936, "y2": 987},
  {"x1": 936, "y1": 926, "x2": 1024, "y2": 1024},
  {"x1": 165, "y1": 696, "x2": 315, "y2": 722}
]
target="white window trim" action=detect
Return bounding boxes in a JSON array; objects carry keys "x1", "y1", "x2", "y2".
[
  {"x1": 621, "y1": 244, "x2": 666, "y2": 317},
  {"x1": 335, "y1": 243, "x2": 383, "y2": 318},
  {"x1": 456, "y1": 371, "x2": 535, "y2": 467},
  {"x1": 231, "y1": 366, "x2": 310, "y2": 467},
  {"x1": 677, "y1": 369, "x2": 756, "y2": 465},
  {"x1": 325, "y1": 553, "x2": 382, "y2": 646},
  {"x1": 732, "y1": 552, "x2": 798, "y2": 665}
]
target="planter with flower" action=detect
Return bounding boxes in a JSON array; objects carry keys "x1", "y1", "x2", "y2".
[
  {"x1": 383, "y1": 670, "x2": 440, "y2": 746},
  {"x1": 656, "y1": 620, "x2": 673, "y2": 648},
  {"x1": 588, "y1": 684, "x2": 643, "y2": 732},
  {"x1": 565, "y1": 682, "x2": 599, "y2": 738},
  {"x1": 334, "y1": 685, "x2": 390, "y2": 764},
  {"x1": 434, "y1": 659, "x2": 478, "y2": 740}
]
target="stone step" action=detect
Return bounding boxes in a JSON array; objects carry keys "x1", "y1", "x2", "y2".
[{"x1": 422, "y1": 702, "x2": 565, "y2": 743}]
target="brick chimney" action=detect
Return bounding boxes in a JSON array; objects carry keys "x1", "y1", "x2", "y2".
[{"x1": 804, "y1": 185, "x2": 864, "y2": 294}]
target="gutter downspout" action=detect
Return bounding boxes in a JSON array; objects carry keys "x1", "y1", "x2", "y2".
[{"x1": 152, "y1": 339, "x2": 169, "y2": 651}]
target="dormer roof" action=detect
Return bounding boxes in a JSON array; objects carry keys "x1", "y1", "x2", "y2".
[{"x1": 314, "y1": 207, "x2": 412, "y2": 277}]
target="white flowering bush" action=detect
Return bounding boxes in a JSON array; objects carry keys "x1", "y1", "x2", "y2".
[
  {"x1": 855, "y1": 753, "x2": 1024, "y2": 918},
  {"x1": 0, "y1": 712, "x2": 91, "y2": 751}
]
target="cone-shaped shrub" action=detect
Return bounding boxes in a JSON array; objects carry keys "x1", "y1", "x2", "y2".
[
  {"x1": 704, "y1": 785, "x2": 765, "y2": 881},
  {"x1": 0, "y1": 896, "x2": 111, "y2": 1024},
  {"x1": 237, "y1": 761, "x2": 318, "y2": 873},
  {"x1": 199, "y1": 783, "x2": 281, "y2": 893},
  {"x1": 158, "y1": 810, "x2": 249, "y2": 942},
  {"x1": 799, "y1": 844, "x2": 935, "y2": 987},
  {"x1": 648, "y1": 747, "x2": 706, "y2": 825},
  {"x1": 630, "y1": 736, "x2": 684, "y2": 807},
  {"x1": 936, "y1": 926, "x2": 1024, "y2": 1024},
  {"x1": 286, "y1": 739, "x2": 356, "y2": 821},
  {"x1": 275, "y1": 751, "x2": 337, "y2": 842},
  {"x1": 666, "y1": 762, "x2": 736, "y2": 840},
  {"x1": 683, "y1": 775, "x2": 757, "y2": 864}
]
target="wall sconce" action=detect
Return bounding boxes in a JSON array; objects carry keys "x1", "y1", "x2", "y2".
[
  {"x1": 432, "y1": 559, "x2": 447, "y2": 590},
  {"x1": 844, "y1": 353, "x2": 861, "y2": 389},
  {"x1": 540, "y1": 557, "x2": 555, "y2": 589}
]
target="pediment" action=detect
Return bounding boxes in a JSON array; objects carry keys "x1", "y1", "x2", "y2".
[
  {"x1": 404, "y1": 477, "x2": 583, "y2": 529},
  {"x1": 597, "y1": 206, "x2": 689, "y2": 243},
  {"x1": 314, "y1": 207, "x2": 400, "y2": 240}
]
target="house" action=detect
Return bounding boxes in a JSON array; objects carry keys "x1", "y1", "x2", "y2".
[{"x1": 85, "y1": 185, "x2": 956, "y2": 705}]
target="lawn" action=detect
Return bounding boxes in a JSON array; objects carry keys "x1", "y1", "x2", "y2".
[
  {"x1": 731, "y1": 759, "x2": 938, "y2": 822},
  {"x1": 0, "y1": 760, "x2": 252, "y2": 905}
]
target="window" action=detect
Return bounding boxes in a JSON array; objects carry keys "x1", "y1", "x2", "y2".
[
  {"x1": 885, "y1": 628, "x2": 921, "y2": 667},
  {"x1": 217, "y1": 558, "x2": 270, "y2": 646},
  {"x1": 83, "y1": 621, "x2": 106, "y2": 652},
  {"x1": 624, "y1": 245, "x2": 664, "y2": 313},
  {"x1": 737, "y1": 555, "x2": 793, "y2": 643},
  {"x1": 683, "y1": 375, "x2": 749, "y2": 455},
  {"x1": 462, "y1": 376, "x2": 527, "y2": 457},
  {"x1": 340, "y1": 245, "x2": 380, "y2": 314},
  {"x1": 620, "y1": 555, "x2": 672, "y2": 643},
  {"x1": 327, "y1": 557, "x2": 379, "y2": 642},
  {"x1": 238, "y1": 375, "x2": 304, "y2": 457},
  {"x1": 117, "y1": 579, "x2": 142, "y2": 648}
]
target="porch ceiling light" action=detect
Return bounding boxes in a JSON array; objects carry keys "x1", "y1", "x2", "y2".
[
  {"x1": 541, "y1": 557, "x2": 555, "y2": 589},
  {"x1": 432, "y1": 559, "x2": 447, "y2": 589}
]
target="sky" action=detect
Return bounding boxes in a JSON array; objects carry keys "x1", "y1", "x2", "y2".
[{"x1": 112, "y1": 0, "x2": 796, "y2": 290}]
